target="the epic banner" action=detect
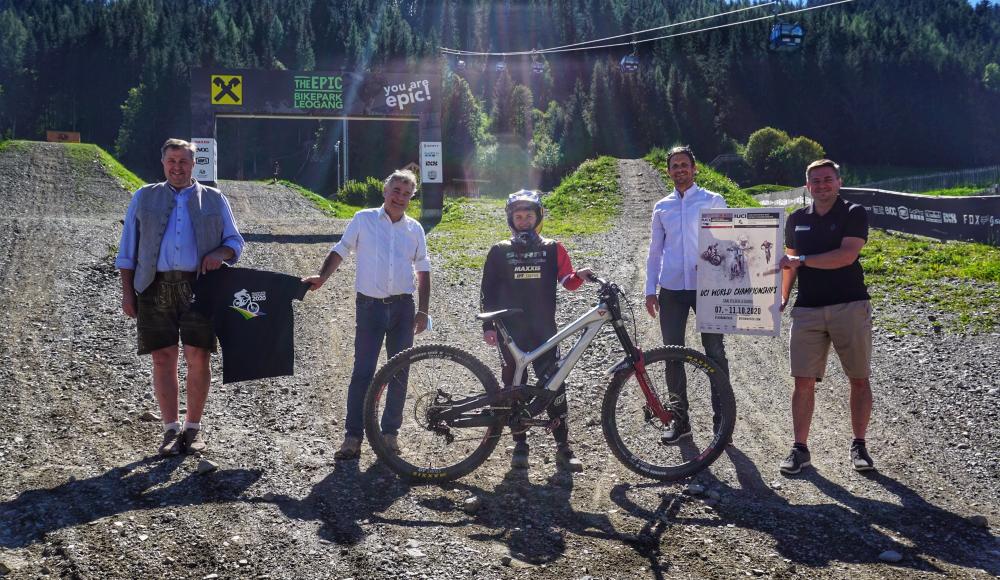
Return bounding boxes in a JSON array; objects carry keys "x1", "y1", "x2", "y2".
[
  {"x1": 839, "y1": 188, "x2": 1000, "y2": 246},
  {"x1": 191, "y1": 68, "x2": 440, "y2": 119},
  {"x1": 696, "y1": 208, "x2": 785, "y2": 337}
]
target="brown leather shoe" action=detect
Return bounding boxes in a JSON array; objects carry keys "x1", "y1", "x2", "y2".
[
  {"x1": 159, "y1": 428, "x2": 183, "y2": 456},
  {"x1": 334, "y1": 436, "x2": 362, "y2": 461},
  {"x1": 181, "y1": 427, "x2": 207, "y2": 454}
]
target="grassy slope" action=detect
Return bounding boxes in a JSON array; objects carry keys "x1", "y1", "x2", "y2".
[
  {"x1": 269, "y1": 179, "x2": 361, "y2": 218},
  {"x1": 861, "y1": 231, "x2": 1000, "y2": 333},
  {"x1": 64, "y1": 143, "x2": 144, "y2": 193}
]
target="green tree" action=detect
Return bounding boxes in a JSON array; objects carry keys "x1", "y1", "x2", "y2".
[
  {"x1": 510, "y1": 84, "x2": 533, "y2": 143},
  {"x1": 769, "y1": 136, "x2": 826, "y2": 185},
  {"x1": 441, "y1": 75, "x2": 484, "y2": 181},
  {"x1": 0, "y1": 10, "x2": 29, "y2": 73},
  {"x1": 985, "y1": 62, "x2": 1000, "y2": 91},
  {"x1": 745, "y1": 127, "x2": 790, "y2": 183}
]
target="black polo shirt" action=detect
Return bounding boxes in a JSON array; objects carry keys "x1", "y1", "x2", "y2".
[{"x1": 785, "y1": 196, "x2": 870, "y2": 308}]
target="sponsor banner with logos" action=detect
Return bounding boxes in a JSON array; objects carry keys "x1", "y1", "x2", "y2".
[
  {"x1": 696, "y1": 208, "x2": 785, "y2": 337},
  {"x1": 191, "y1": 138, "x2": 217, "y2": 182},
  {"x1": 420, "y1": 142, "x2": 442, "y2": 183},
  {"x1": 839, "y1": 188, "x2": 1000, "y2": 246},
  {"x1": 192, "y1": 68, "x2": 439, "y2": 118}
]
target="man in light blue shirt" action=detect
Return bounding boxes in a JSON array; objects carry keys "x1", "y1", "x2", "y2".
[
  {"x1": 116, "y1": 138, "x2": 244, "y2": 456},
  {"x1": 645, "y1": 146, "x2": 730, "y2": 444}
]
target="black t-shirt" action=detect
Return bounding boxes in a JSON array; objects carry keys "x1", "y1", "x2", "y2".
[
  {"x1": 192, "y1": 267, "x2": 309, "y2": 383},
  {"x1": 785, "y1": 196, "x2": 870, "y2": 308}
]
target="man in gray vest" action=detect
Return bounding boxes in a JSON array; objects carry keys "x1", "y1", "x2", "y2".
[{"x1": 116, "y1": 138, "x2": 245, "y2": 456}]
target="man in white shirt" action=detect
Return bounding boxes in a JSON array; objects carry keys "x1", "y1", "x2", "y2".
[
  {"x1": 304, "y1": 169, "x2": 431, "y2": 460},
  {"x1": 645, "y1": 146, "x2": 730, "y2": 443}
]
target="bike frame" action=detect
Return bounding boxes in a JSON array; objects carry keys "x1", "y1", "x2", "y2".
[
  {"x1": 495, "y1": 303, "x2": 609, "y2": 395},
  {"x1": 492, "y1": 282, "x2": 674, "y2": 424}
]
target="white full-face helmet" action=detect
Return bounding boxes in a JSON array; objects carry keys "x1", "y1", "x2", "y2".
[{"x1": 505, "y1": 190, "x2": 544, "y2": 248}]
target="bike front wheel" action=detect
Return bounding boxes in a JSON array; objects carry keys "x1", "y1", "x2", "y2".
[
  {"x1": 363, "y1": 344, "x2": 504, "y2": 483},
  {"x1": 601, "y1": 346, "x2": 735, "y2": 481}
]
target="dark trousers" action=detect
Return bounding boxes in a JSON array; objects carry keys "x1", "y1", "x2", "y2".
[
  {"x1": 498, "y1": 327, "x2": 569, "y2": 445},
  {"x1": 343, "y1": 294, "x2": 415, "y2": 438},
  {"x1": 658, "y1": 289, "x2": 729, "y2": 423}
]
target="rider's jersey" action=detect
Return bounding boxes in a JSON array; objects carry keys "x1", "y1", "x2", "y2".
[
  {"x1": 192, "y1": 267, "x2": 309, "y2": 383},
  {"x1": 480, "y1": 237, "x2": 584, "y2": 345}
]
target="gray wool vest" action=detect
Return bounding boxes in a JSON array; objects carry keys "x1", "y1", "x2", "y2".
[{"x1": 131, "y1": 181, "x2": 227, "y2": 293}]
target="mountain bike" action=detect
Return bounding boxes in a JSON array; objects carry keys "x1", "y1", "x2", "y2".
[{"x1": 362, "y1": 276, "x2": 735, "y2": 483}]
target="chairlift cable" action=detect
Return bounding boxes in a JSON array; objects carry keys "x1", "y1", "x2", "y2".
[
  {"x1": 440, "y1": 0, "x2": 854, "y2": 58},
  {"x1": 440, "y1": 2, "x2": 776, "y2": 56}
]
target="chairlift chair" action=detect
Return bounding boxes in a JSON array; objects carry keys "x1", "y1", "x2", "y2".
[
  {"x1": 495, "y1": 58, "x2": 507, "y2": 72},
  {"x1": 531, "y1": 51, "x2": 545, "y2": 74},
  {"x1": 620, "y1": 54, "x2": 639, "y2": 74},
  {"x1": 769, "y1": 22, "x2": 804, "y2": 52},
  {"x1": 620, "y1": 41, "x2": 639, "y2": 74},
  {"x1": 456, "y1": 59, "x2": 466, "y2": 71}
]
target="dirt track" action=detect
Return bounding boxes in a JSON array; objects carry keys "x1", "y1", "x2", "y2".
[{"x1": 0, "y1": 143, "x2": 996, "y2": 579}]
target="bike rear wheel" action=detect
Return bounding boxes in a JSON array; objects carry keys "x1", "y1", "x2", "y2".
[
  {"x1": 601, "y1": 346, "x2": 735, "y2": 481},
  {"x1": 363, "y1": 344, "x2": 504, "y2": 483}
]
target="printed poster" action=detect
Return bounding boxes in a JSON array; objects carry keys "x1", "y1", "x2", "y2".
[{"x1": 696, "y1": 208, "x2": 785, "y2": 336}]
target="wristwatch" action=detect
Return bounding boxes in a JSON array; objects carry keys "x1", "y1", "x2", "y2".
[{"x1": 799, "y1": 255, "x2": 807, "y2": 265}]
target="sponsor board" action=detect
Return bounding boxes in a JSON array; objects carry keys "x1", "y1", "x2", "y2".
[
  {"x1": 191, "y1": 138, "x2": 217, "y2": 182},
  {"x1": 420, "y1": 141, "x2": 442, "y2": 183}
]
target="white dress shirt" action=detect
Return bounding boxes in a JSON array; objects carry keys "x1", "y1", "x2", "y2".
[
  {"x1": 645, "y1": 184, "x2": 727, "y2": 294},
  {"x1": 332, "y1": 207, "x2": 431, "y2": 298}
]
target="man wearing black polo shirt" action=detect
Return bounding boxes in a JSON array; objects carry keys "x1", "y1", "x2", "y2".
[{"x1": 778, "y1": 159, "x2": 875, "y2": 475}]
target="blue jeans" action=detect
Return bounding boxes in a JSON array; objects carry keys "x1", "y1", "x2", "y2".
[
  {"x1": 343, "y1": 294, "x2": 415, "y2": 438},
  {"x1": 658, "y1": 289, "x2": 729, "y2": 422}
]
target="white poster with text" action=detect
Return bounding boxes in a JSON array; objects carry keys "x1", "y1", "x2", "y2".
[{"x1": 696, "y1": 208, "x2": 785, "y2": 336}]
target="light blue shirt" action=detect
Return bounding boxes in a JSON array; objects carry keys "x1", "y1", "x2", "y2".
[{"x1": 115, "y1": 182, "x2": 244, "y2": 272}]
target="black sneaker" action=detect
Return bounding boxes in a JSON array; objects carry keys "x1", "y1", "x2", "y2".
[
  {"x1": 779, "y1": 447, "x2": 811, "y2": 475},
  {"x1": 660, "y1": 420, "x2": 692, "y2": 445},
  {"x1": 851, "y1": 442, "x2": 875, "y2": 472},
  {"x1": 511, "y1": 442, "x2": 529, "y2": 469},
  {"x1": 555, "y1": 444, "x2": 584, "y2": 473}
]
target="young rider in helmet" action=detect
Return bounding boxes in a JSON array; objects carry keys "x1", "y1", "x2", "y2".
[{"x1": 480, "y1": 190, "x2": 593, "y2": 472}]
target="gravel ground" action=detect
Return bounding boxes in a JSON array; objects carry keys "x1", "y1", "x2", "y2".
[{"x1": 0, "y1": 144, "x2": 996, "y2": 579}]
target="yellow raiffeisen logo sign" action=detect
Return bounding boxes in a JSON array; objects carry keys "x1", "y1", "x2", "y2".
[{"x1": 211, "y1": 75, "x2": 243, "y2": 105}]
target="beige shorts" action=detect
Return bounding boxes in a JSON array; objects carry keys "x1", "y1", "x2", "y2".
[{"x1": 789, "y1": 300, "x2": 872, "y2": 380}]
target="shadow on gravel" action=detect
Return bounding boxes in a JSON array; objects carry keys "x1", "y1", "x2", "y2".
[
  {"x1": 808, "y1": 469, "x2": 1000, "y2": 576},
  {"x1": 254, "y1": 459, "x2": 409, "y2": 546},
  {"x1": 607, "y1": 483, "x2": 686, "y2": 580},
  {"x1": 242, "y1": 233, "x2": 342, "y2": 244},
  {"x1": 646, "y1": 445, "x2": 998, "y2": 576},
  {"x1": 450, "y1": 468, "x2": 636, "y2": 568},
  {"x1": 0, "y1": 456, "x2": 263, "y2": 549}
]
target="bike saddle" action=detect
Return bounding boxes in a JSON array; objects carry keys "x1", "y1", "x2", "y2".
[{"x1": 476, "y1": 309, "x2": 524, "y2": 322}]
